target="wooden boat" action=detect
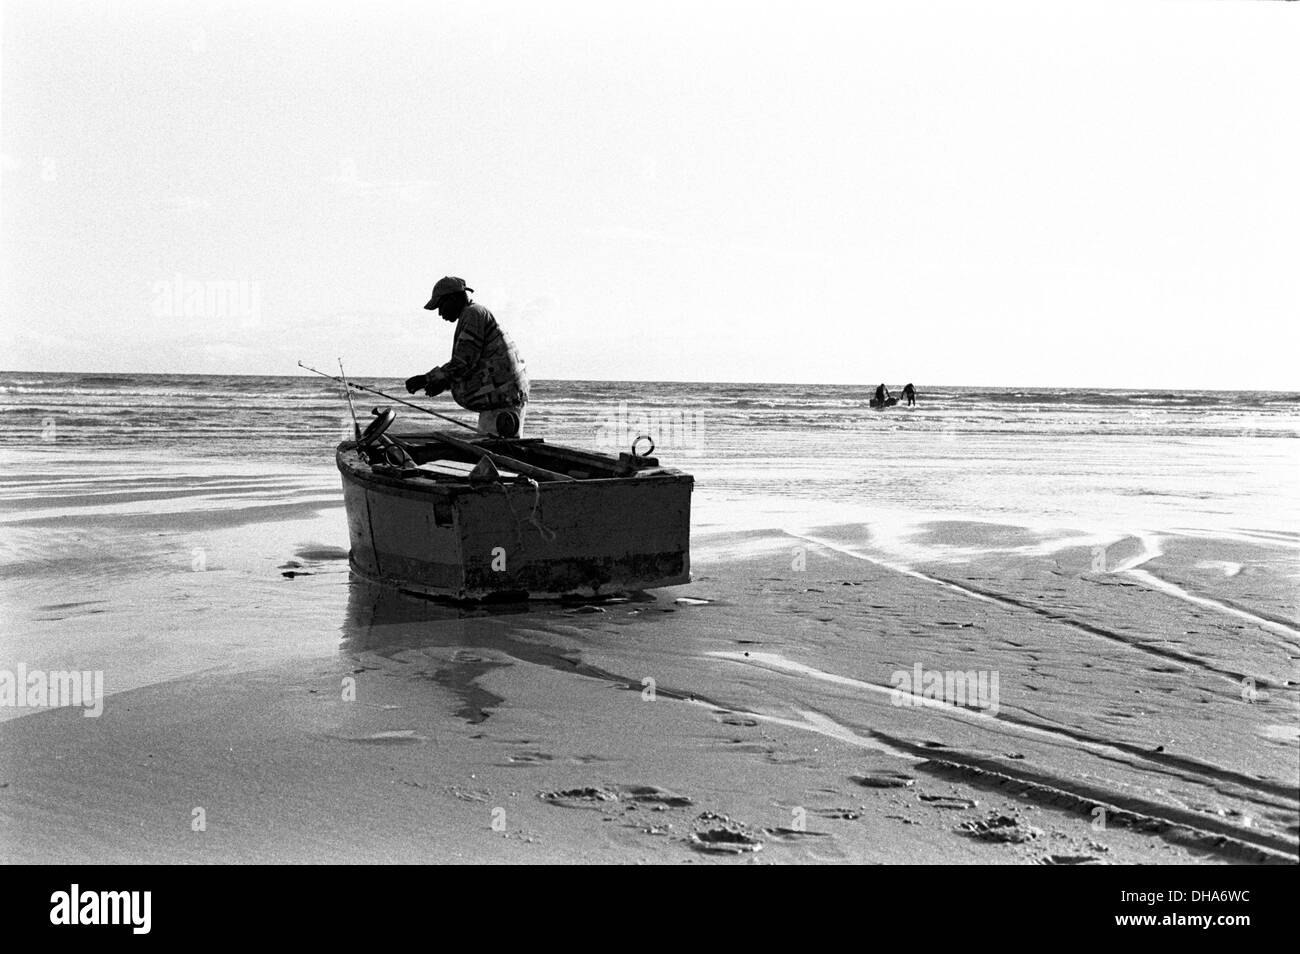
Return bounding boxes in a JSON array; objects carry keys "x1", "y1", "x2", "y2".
[{"x1": 337, "y1": 413, "x2": 693, "y2": 600}]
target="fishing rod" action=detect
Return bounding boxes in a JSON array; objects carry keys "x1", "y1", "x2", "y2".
[
  {"x1": 297, "y1": 360, "x2": 479, "y2": 433},
  {"x1": 337, "y1": 358, "x2": 361, "y2": 439}
]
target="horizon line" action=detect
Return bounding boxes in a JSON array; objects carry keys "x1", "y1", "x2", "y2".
[{"x1": 1, "y1": 369, "x2": 1296, "y2": 395}]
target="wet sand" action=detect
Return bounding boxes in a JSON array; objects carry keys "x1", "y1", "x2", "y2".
[{"x1": 2, "y1": 481, "x2": 1296, "y2": 863}]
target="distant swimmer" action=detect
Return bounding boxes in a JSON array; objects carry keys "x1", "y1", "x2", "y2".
[
  {"x1": 902, "y1": 383, "x2": 916, "y2": 406},
  {"x1": 874, "y1": 383, "x2": 893, "y2": 406}
]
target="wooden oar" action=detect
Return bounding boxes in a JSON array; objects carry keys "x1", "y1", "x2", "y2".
[{"x1": 431, "y1": 430, "x2": 575, "y2": 483}]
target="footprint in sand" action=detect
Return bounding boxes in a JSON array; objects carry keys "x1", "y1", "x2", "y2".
[
  {"x1": 506, "y1": 752, "x2": 556, "y2": 764},
  {"x1": 686, "y1": 810, "x2": 764, "y2": 854},
  {"x1": 853, "y1": 771, "x2": 916, "y2": 789},
  {"x1": 918, "y1": 794, "x2": 978, "y2": 809},
  {"x1": 539, "y1": 786, "x2": 619, "y2": 808},
  {"x1": 691, "y1": 827, "x2": 763, "y2": 854},
  {"x1": 446, "y1": 786, "x2": 492, "y2": 802},
  {"x1": 539, "y1": 784, "x2": 692, "y2": 810},
  {"x1": 714, "y1": 710, "x2": 760, "y2": 727},
  {"x1": 621, "y1": 785, "x2": 693, "y2": 807},
  {"x1": 763, "y1": 826, "x2": 831, "y2": 841},
  {"x1": 1039, "y1": 853, "x2": 1105, "y2": 865},
  {"x1": 811, "y1": 806, "x2": 863, "y2": 820},
  {"x1": 957, "y1": 813, "x2": 1042, "y2": 843}
]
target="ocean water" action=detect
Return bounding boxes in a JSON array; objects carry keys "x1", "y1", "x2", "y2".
[{"x1": 2, "y1": 372, "x2": 1297, "y2": 542}]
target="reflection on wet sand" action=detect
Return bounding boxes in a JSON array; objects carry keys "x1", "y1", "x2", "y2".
[{"x1": 340, "y1": 578, "x2": 706, "y2": 725}]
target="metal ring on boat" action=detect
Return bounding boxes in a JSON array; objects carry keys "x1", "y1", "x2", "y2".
[{"x1": 632, "y1": 433, "x2": 655, "y2": 457}]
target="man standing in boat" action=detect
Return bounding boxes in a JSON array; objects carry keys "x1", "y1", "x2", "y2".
[{"x1": 405, "y1": 276, "x2": 530, "y2": 437}]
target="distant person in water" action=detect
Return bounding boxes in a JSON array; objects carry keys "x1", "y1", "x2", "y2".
[
  {"x1": 874, "y1": 383, "x2": 892, "y2": 406},
  {"x1": 902, "y1": 383, "x2": 916, "y2": 406}
]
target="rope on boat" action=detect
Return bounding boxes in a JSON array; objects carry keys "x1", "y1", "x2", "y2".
[
  {"x1": 524, "y1": 478, "x2": 558, "y2": 542},
  {"x1": 497, "y1": 477, "x2": 556, "y2": 546}
]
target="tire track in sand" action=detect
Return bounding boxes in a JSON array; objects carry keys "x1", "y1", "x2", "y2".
[
  {"x1": 786, "y1": 530, "x2": 1283, "y2": 688},
  {"x1": 709, "y1": 650, "x2": 1297, "y2": 803},
  {"x1": 706, "y1": 653, "x2": 1298, "y2": 863}
]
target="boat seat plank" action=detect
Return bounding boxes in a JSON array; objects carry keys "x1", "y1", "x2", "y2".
[{"x1": 416, "y1": 461, "x2": 519, "y2": 479}]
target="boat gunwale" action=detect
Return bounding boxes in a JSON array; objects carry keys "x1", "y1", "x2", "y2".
[{"x1": 334, "y1": 441, "x2": 693, "y2": 496}]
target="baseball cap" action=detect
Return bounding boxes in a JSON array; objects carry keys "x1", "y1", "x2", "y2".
[{"x1": 424, "y1": 276, "x2": 474, "y2": 310}]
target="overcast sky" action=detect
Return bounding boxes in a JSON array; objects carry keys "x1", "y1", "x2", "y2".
[{"x1": 2, "y1": 0, "x2": 1296, "y2": 388}]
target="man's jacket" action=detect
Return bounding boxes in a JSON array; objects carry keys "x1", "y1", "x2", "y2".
[{"x1": 434, "y1": 303, "x2": 529, "y2": 411}]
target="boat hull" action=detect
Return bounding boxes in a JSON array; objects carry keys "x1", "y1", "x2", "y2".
[{"x1": 338, "y1": 443, "x2": 692, "y2": 599}]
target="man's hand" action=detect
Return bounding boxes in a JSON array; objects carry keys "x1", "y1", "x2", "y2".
[
  {"x1": 404, "y1": 373, "x2": 428, "y2": 395},
  {"x1": 423, "y1": 369, "x2": 451, "y2": 397}
]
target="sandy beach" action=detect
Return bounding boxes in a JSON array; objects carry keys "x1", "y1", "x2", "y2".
[{"x1": 2, "y1": 412, "x2": 1296, "y2": 863}]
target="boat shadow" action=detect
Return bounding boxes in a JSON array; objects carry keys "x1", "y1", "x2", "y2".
[
  {"x1": 341, "y1": 573, "x2": 658, "y2": 649},
  {"x1": 340, "y1": 574, "x2": 727, "y2": 729},
  {"x1": 341, "y1": 574, "x2": 532, "y2": 653},
  {"x1": 339, "y1": 574, "x2": 670, "y2": 710}
]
